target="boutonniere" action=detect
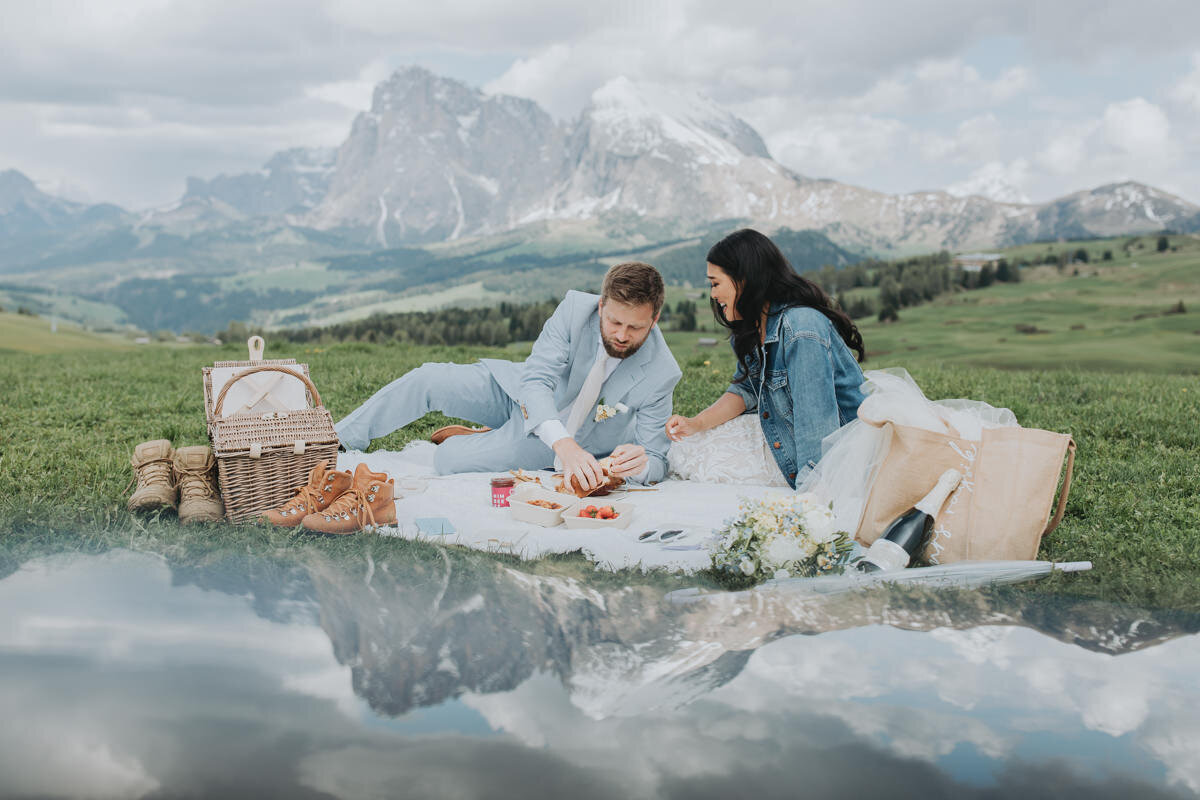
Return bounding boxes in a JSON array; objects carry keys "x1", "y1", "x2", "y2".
[{"x1": 594, "y1": 397, "x2": 630, "y2": 423}]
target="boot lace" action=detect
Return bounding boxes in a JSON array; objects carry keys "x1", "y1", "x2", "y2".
[
  {"x1": 321, "y1": 480, "x2": 383, "y2": 528},
  {"x1": 276, "y1": 469, "x2": 330, "y2": 515},
  {"x1": 176, "y1": 465, "x2": 217, "y2": 502},
  {"x1": 129, "y1": 456, "x2": 172, "y2": 494}
]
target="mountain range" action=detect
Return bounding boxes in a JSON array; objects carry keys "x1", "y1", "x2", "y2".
[
  {"x1": 2, "y1": 66, "x2": 1199, "y2": 332},
  {"x1": 186, "y1": 67, "x2": 1199, "y2": 253}
]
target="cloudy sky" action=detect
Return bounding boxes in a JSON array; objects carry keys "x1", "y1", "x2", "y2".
[{"x1": 3, "y1": 0, "x2": 1200, "y2": 210}]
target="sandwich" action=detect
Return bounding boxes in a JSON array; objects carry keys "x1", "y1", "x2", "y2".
[{"x1": 555, "y1": 456, "x2": 625, "y2": 498}]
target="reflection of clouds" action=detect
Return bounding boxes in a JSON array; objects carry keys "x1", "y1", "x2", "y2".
[
  {"x1": 3, "y1": 550, "x2": 1199, "y2": 799},
  {"x1": 0, "y1": 674, "x2": 159, "y2": 800},
  {"x1": 1141, "y1": 709, "x2": 1200, "y2": 794},
  {"x1": 1081, "y1": 678, "x2": 1151, "y2": 737},
  {"x1": 0, "y1": 554, "x2": 338, "y2": 681},
  {"x1": 716, "y1": 625, "x2": 1200, "y2": 793},
  {"x1": 710, "y1": 630, "x2": 1013, "y2": 762},
  {"x1": 298, "y1": 740, "x2": 629, "y2": 800},
  {"x1": 0, "y1": 551, "x2": 368, "y2": 798}
]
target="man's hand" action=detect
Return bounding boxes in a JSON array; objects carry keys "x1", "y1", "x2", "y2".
[
  {"x1": 607, "y1": 443, "x2": 647, "y2": 478},
  {"x1": 553, "y1": 437, "x2": 604, "y2": 492},
  {"x1": 665, "y1": 414, "x2": 701, "y2": 441}
]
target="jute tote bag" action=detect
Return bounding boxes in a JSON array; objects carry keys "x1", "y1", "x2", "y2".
[{"x1": 855, "y1": 420, "x2": 1076, "y2": 564}]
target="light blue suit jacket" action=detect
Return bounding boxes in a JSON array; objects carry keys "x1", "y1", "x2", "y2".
[{"x1": 479, "y1": 290, "x2": 682, "y2": 484}]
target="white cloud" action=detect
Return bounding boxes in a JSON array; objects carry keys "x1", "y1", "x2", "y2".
[
  {"x1": 1102, "y1": 97, "x2": 1171, "y2": 156},
  {"x1": 1037, "y1": 124, "x2": 1099, "y2": 176},
  {"x1": 912, "y1": 59, "x2": 1033, "y2": 109},
  {"x1": 305, "y1": 59, "x2": 393, "y2": 112},
  {"x1": 1168, "y1": 53, "x2": 1200, "y2": 112},
  {"x1": 2, "y1": 0, "x2": 1200, "y2": 207},
  {"x1": 767, "y1": 114, "x2": 908, "y2": 179}
]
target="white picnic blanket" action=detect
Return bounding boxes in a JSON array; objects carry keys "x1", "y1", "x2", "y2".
[{"x1": 337, "y1": 443, "x2": 788, "y2": 573}]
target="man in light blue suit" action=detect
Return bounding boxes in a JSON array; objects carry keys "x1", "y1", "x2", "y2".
[{"x1": 335, "y1": 262, "x2": 682, "y2": 491}]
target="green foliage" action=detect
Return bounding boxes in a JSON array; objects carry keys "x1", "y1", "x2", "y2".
[
  {"x1": 672, "y1": 299, "x2": 698, "y2": 331},
  {"x1": 651, "y1": 228, "x2": 864, "y2": 286},
  {"x1": 219, "y1": 300, "x2": 561, "y2": 349},
  {"x1": 92, "y1": 274, "x2": 319, "y2": 334},
  {"x1": 1157, "y1": 235, "x2": 1170, "y2": 252}
]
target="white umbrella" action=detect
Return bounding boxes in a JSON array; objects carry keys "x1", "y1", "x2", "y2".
[{"x1": 668, "y1": 561, "x2": 1092, "y2": 604}]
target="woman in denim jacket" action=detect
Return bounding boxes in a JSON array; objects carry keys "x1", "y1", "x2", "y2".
[{"x1": 666, "y1": 229, "x2": 866, "y2": 488}]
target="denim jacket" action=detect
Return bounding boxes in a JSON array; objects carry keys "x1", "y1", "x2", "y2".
[{"x1": 725, "y1": 305, "x2": 866, "y2": 488}]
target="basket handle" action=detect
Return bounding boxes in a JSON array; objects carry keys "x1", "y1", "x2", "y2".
[
  {"x1": 213, "y1": 364, "x2": 322, "y2": 418},
  {"x1": 247, "y1": 335, "x2": 265, "y2": 361}
]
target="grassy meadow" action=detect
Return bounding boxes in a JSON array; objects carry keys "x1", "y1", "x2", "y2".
[
  {"x1": 1, "y1": 333, "x2": 1197, "y2": 611},
  {"x1": 1, "y1": 232, "x2": 1197, "y2": 611},
  {"x1": 856, "y1": 233, "x2": 1200, "y2": 373}
]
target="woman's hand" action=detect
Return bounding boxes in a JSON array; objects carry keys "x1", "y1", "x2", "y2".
[
  {"x1": 666, "y1": 393, "x2": 747, "y2": 441},
  {"x1": 666, "y1": 414, "x2": 700, "y2": 441}
]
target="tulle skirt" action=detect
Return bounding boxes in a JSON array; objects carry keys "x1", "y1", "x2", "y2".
[
  {"x1": 797, "y1": 368, "x2": 1018, "y2": 535},
  {"x1": 668, "y1": 368, "x2": 1019, "y2": 534}
]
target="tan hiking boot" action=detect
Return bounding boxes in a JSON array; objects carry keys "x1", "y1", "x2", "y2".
[
  {"x1": 260, "y1": 460, "x2": 353, "y2": 527},
  {"x1": 300, "y1": 462, "x2": 397, "y2": 535},
  {"x1": 430, "y1": 424, "x2": 491, "y2": 445},
  {"x1": 173, "y1": 445, "x2": 224, "y2": 524},
  {"x1": 128, "y1": 439, "x2": 177, "y2": 513}
]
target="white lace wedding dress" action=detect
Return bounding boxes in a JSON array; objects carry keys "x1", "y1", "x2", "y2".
[
  {"x1": 667, "y1": 368, "x2": 1019, "y2": 532},
  {"x1": 668, "y1": 413, "x2": 789, "y2": 487}
]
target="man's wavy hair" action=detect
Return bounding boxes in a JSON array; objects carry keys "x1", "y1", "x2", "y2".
[{"x1": 601, "y1": 261, "x2": 666, "y2": 316}]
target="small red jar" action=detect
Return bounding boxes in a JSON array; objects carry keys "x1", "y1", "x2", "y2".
[{"x1": 490, "y1": 476, "x2": 515, "y2": 508}]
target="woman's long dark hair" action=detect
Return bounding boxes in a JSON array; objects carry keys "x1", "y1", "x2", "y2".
[{"x1": 707, "y1": 228, "x2": 865, "y2": 380}]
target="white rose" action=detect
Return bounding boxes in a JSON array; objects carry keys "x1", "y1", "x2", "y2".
[
  {"x1": 803, "y1": 508, "x2": 837, "y2": 542},
  {"x1": 764, "y1": 535, "x2": 804, "y2": 566},
  {"x1": 739, "y1": 557, "x2": 757, "y2": 576}
]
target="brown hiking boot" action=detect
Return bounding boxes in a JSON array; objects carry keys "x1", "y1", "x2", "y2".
[
  {"x1": 300, "y1": 462, "x2": 396, "y2": 535},
  {"x1": 430, "y1": 424, "x2": 491, "y2": 445},
  {"x1": 260, "y1": 460, "x2": 352, "y2": 527},
  {"x1": 174, "y1": 445, "x2": 224, "y2": 524},
  {"x1": 128, "y1": 439, "x2": 177, "y2": 513}
]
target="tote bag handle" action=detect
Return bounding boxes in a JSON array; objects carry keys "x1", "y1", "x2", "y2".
[{"x1": 1042, "y1": 437, "x2": 1076, "y2": 536}]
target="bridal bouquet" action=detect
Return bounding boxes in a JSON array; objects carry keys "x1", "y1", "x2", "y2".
[{"x1": 710, "y1": 493, "x2": 855, "y2": 588}]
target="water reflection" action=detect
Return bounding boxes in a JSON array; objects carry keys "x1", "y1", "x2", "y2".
[{"x1": 0, "y1": 546, "x2": 1196, "y2": 799}]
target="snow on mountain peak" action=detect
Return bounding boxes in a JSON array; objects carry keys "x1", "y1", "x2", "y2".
[
  {"x1": 946, "y1": 163, "x2": 1031, "y2": 205},
  {"x1": 591, "y1": 77, "x2": 727, "y2": 126},
  {"x1": 586, "y1": 76, "x2": 769, "y2": 164}
]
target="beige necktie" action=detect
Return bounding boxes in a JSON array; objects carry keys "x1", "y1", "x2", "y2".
[{"x1": 565, "y1": 352, "x2": 608, "y2": 437}]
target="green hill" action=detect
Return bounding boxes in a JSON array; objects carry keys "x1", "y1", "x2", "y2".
[
  {"x1": 855, "y1": 233, "x2": 1200, "y2": 374},
  {"x1": 0, "y1": 311, "x2": 131, "y2": 354}
]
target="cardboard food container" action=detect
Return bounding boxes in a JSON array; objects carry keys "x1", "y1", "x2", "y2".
[
  {"x1": 509, "y1": 485, "x2": 570, "y2": 527},
  {"x1": 562, "y1": 500, "x2": 634, "y2": 530}
]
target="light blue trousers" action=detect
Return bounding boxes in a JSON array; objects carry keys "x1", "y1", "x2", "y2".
[{"x1": 334, "y1": 362, "x2": 555, "y2": 474}]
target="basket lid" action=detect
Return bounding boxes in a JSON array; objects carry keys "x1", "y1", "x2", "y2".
[{"x1": 202, "y1": 337, "x2": 313, "y2": 425}]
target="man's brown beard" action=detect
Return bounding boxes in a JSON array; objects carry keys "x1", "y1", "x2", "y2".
[{"x1": 601, "y1": 331, "x2": 645, "y2": 359}]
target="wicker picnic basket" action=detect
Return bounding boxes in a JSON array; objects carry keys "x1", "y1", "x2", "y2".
[{"x1": 203, "y1": 339, "x2": 339, "y2": 521}]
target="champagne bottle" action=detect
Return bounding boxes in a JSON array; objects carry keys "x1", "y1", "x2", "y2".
[{"x1": 857, "y1": 468, "x2": 963, "y2": 573}]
